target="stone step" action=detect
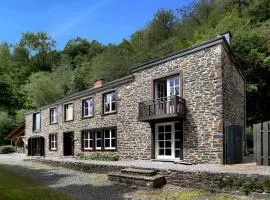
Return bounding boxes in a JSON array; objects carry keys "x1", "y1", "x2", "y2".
[
  {"x1": 108, "y1": 172, "x2": 166, "y2": 188},
  {"x1": 121, "y1": 168, "x2": 157, "y2": 176}
]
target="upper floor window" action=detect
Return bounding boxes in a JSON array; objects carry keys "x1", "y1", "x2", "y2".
[
  {"x1": 155, "y1": 75, "x2": 180, "y2": 99},
  {"x1": 103, "y1": 91, "x2": 116, "y2": 114},
  {"x1": 33, "y1": 112, "x2": 41, "y2": 132},
  {"x1": 50, "y1": 107, "x2": 57, "y2": 124},
  {"x1": 64, "y1": 103, "x2": 73, "y2": 122},
  {"x1": 49, "y1": 134, "x2": 57, "y2": 151},
  {"x1": 82, "y1": 98, "x2": 93, "y2": 118}
]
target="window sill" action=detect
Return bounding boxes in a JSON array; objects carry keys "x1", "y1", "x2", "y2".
[
  {"x1": 82, "y1": 149, "x2": 117, "y2": 152},
  {"x1": 33, "y1": 130, "x2": 41, "y2": 133},
  {"x1": 102, "y1": 111, "x2": 117, "y2": 116},
  {"x1": 49, "y1": 149, "x2": 58, "y2": 151},
  {"x1": 82, "y1": 116, "x2": 94, "y2": 120},
  {"x1": 64, "y1": 119, "x2": 74, "y2": 123},
  {"x1": 50, "y1": 122, "x2": 58, "y2": 125}
]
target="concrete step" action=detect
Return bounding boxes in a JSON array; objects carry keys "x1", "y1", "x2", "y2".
[
  {"x1": 108, "y1": 172, "x2": 166, "y2": 188},
  {"x1": 121, "y1": 168, "x2": 157, "y2": 176}
]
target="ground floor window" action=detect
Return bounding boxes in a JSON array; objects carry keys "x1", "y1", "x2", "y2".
[
  {"x1": 49, "y1": 134, "x2": 57, "y2": 151},
  {"x1": 82, "y1": 127, "x2": 117, "y2": 151}
]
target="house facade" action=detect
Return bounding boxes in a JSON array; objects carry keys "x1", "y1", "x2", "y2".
[{"x1": 25, "y1": 33, "x2": 245, "y2": 164}]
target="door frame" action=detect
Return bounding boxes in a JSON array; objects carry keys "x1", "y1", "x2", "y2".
[
  {"x1": 63, "y1": 131, "x2": 74, "y2": 156},
  {"x1": 155, "y1": 122, "x2": 175, "y2": 159}
]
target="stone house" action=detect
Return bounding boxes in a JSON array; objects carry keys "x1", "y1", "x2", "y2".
[{"x1": 25, "y1": 33, "x2": 245, "y2": 164}]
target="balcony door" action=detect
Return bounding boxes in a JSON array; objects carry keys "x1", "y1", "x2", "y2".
[{"x1": 155, "y1": 75, "x2": 180, "y2": 115}]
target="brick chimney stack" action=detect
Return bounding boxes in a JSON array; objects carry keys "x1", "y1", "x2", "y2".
[{"x1": 93, "y1": 80, "x2": 104, "y2": 88}]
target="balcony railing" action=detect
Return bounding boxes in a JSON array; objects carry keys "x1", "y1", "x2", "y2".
[{"x1": 138, "y1": 96, "x2": 186, "y2": 122}]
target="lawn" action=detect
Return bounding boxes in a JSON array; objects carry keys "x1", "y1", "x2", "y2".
[{"x1": 0, "y1": 165, "x2": 72, "y2": 200}]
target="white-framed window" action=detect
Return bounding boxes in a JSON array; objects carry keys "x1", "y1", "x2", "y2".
[
  {"x1": 64, "y1": 103, "x2": 73, "y2": 121},
  {"x1": 82, "y1": 98, "x2": 93, "y2": 118},
  {"x1": 104, "y1": 92, "x2": 116, "y2": 114},
  {"x1": 50, "y1": 107, "x2": 57, "y2": 124},
  {"x1": 95, "y1": 130, "x2": 103, "y2": 150},
  {"x1": 83, "y1": 131, "x2": 94, "y2": 150},
  {"x1": 33, "y1": 112, "x2": 41, "y2": 132},
  {"x1": 49, "y1": 134, "x2": 57, "y2": 151},
  {"x1": 104, "y1": 128, "x2": 116, "y2": 149}
]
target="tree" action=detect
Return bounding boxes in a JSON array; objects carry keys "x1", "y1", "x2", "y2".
[{"x1": 19, "y1": 32, "x2": 56, "y2": 71}]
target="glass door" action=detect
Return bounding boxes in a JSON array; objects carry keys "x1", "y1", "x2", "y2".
[
  {"x1": 155, "y1": 122, "x2": 175, "y2": 159},
  {"x1": 167, "y1": 75, "x2": 180, "y2": 114}
]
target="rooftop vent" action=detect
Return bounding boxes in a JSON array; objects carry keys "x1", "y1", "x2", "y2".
[{"x1": 94, "y1": 80, "x2": 104, "y2": 88}]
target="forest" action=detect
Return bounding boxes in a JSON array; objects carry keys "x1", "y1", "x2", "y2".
[{"x1": 0, "y1": 0, "x2": 269, "y2": 145}]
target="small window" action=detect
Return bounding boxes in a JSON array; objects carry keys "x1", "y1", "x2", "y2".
[
  {"x1": 50, "y1": 107, "x2": 57, "y2": 124},
  {"x1": 33, "y1": 112, "x2": 41, "y2": 132},
  {"x1": 103, "y1": 92, "x2": 116, "y2": 114},
  {"x1": 95, "y1": 130, "x2": 103, "y2": 150},
  {"x1": 82, "y1": 131, "x2": 94, "y2": 150},
  {"x1": 82, "y1": 98, "x2": 93, "y2": 118},
  {"x1": 64, "y1": 103, "x2": 73, "y2": 121},
  {"x1": 49, "y1": 134, "x2": 57, "y2": 151},
  {"x1": 104, "y1": 128, "x2": 116, "y2": 149}
]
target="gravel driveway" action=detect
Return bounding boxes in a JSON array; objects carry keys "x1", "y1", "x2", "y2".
[{"x1": 0, "y1": 154, "x2": 137, "y2": 200}]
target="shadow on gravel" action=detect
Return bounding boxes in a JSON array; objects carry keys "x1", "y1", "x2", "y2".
[
  {"x1": 3, "y1": 164, "x2": 137, "y2": 200},
  {"x1": 57, "y1": 184, "x2": 136, "y2": 200},
  {"x1": 2, "y1": 165, "x2": 70, "y2": 186}
]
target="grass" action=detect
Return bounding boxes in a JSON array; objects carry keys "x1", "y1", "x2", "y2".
[
  {"x1": 135, "y1": 188, "x2": 245, "y2": 200},
  {"x1": 0, "y1": 165, "x2": 72, "y2": 200}
]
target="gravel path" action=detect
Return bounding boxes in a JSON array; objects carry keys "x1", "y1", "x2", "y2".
[{"x1": 0, "y1": 154, "x2": 137, "y2": 200}]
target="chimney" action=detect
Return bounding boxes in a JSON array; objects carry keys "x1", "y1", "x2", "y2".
[
  {"x1": 218, "y1": 32, "x2": 232, "y2": 45},
  {"x1": 93, "y1": 80, "x2": 104, "y2": 88}
]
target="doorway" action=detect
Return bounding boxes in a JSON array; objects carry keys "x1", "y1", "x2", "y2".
[
  {"x1": 28, "y1": 137, "x2": 45, "y2": 156},
  {"x1": 155, "y1": 122, "x2": 183, "y2": 160},
  {"x1": 63, "y1": 132, "x2": 74, "y2": 156}
]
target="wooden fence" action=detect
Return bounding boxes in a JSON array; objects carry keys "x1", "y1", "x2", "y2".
[{"x1": 253, "y1": 121, "x2": 270, "y2": 166}]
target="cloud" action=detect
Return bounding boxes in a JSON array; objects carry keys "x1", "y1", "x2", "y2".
[{"x1": 51, "y1": 0, "x2": 109, "y2": 38}]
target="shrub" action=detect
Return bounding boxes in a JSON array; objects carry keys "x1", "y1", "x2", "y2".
[
  {"x1": 0, "y1": 145, "x2": 15, "y2": 154},
  {"x1": 76, "y1": 152, "x2": 118, "y2": 161}
]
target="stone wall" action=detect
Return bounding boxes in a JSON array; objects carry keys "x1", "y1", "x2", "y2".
[{"x1": 25, "y1": 40, "x2": 244, "y2": 164}]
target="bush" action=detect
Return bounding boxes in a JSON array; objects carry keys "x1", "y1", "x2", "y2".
[
  {"x1": 0, "y1": 145, "x2": 15, "y2": 154},
  {"x1": 76, "y1": 152, "x2": 118, "y2": 161}
]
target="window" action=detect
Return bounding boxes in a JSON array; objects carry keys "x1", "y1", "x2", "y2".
[
  {"x1": 95, "y1": 130, "x2": 103, "y2": 150},
  {"x1": 81, "y1": 127, "x2": 117, "y2": 151},
  {"x1": 33, "y1": 112, "x2": 41, "y2": 132},
  {"x1": 64, "y1": 103, "x2": 73, "y2": 121},
  {"x1": 82, "y1": 98, "x2": 93, "y2": 118},
  {"x1": 49, "y1": 134, "x2": 57, "y2": 151},
  {"x1": 82, "y1": 131, "x2": 94, "y2": 150},
  {"x1": 104, "y1": 129, "x2": 116, "y2": 149},
  {"x1": 50, "y1": 107, "x2": 57, "y2": 124},
  {"x1": 104, "y1": 92, "x2": 116, "y2": 114}
]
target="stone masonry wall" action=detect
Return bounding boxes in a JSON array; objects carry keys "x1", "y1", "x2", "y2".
[{"x1": 25, "y1": 41, "x2": 239, "y2": 164}]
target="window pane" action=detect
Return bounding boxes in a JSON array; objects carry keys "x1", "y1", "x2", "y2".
[
  {"x1": 112, "y1": 102, "x2": 116, "y2": 111},
  {"x1": 84, "y1": 140, "x2": 88, "y2": 148},
  {"x1": 165, "y1": 133, "x2": 171, "y2": 140},
  {"x1": 111, "y1": 139, "x2": 116, "y2": 147},
  {"x1": 159, "y1": 141, "x2": 164, "y2": 148},
  {"x1": 105, "y1": 104, "x2": 110, "y2": 112},
  {"x1": 165, "y1": 149, "x2": 171, "y2": 156},
  {"x1": 159, "y1": 149, "x2": 164, "y2": 155},
  {"x1": 175, "y1": 150, "x2": 180, "y2": 158},
  {"x1": 111, "y1": 129, "x2": 116, "y2": 138},
  {"x1": 165, "y1": 125, "x2": 171, "y2": 132},
  {"x1": 175, "y1": 141, "x2": 181, "y2": 148},
  {"x1": 84, "y1": 132, "x2": 88, "y2": 140},
  {"x1": 97, "y1": 140, "x2": 101, "y2": 147},
  {"x1": 105, "y1": 130, "x2": 110, "y2": 138},
  {"x1": 65, "y1": 104, "x2": 73, "y2": 121},
  {"x1": 111, "y1": 92, "x2": 116, "y2": 101},
  {"x1": 105, "y1": 139, "x2": 110, "y2": 147},
  {"x1": 158, "y1": 126, "x2": 164, "y2": 133},
  {"x1": 158, "y1": 133, "x2": 164, "y2": 140},
  {"x1": 165, "y1": 141, "x2": 171, "y2": 148}
]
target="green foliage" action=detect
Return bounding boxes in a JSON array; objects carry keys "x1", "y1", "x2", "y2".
[
  {"x1": 0, "y1": 112, "x2": 16, "y2": 145},
  {"x1": 76, "y1": 152, "x2": 118, "y2": 161},
  {"x1": 0, "y1": 145, "x2": 15, "y2": 154}
]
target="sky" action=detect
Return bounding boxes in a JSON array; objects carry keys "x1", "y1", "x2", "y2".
[{"x1": 0, "y1": 0, "x2": 191, "y2": 49}]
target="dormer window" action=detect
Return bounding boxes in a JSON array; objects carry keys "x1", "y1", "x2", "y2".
[
  {"x1": 64, "y1": 103, "x2": 74, "y2": 122},
  {"x1": 33, "y1": 112, "x2": 41, "y2": 132}
]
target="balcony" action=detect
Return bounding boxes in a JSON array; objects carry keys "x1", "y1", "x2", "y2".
[{"x1": 138, "y1": 96, "x2": 186, "y2": 122}]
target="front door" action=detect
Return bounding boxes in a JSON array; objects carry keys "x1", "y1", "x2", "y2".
[
  {"x1": 63, "y1": 132, "x2": 74, "y2": 156},
  {"x1": 155, "y1": 122, "x2": 175, "y2": 159},
  {"x1": 155, "y1": 122, "x2": 183, "y2": 160}
]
